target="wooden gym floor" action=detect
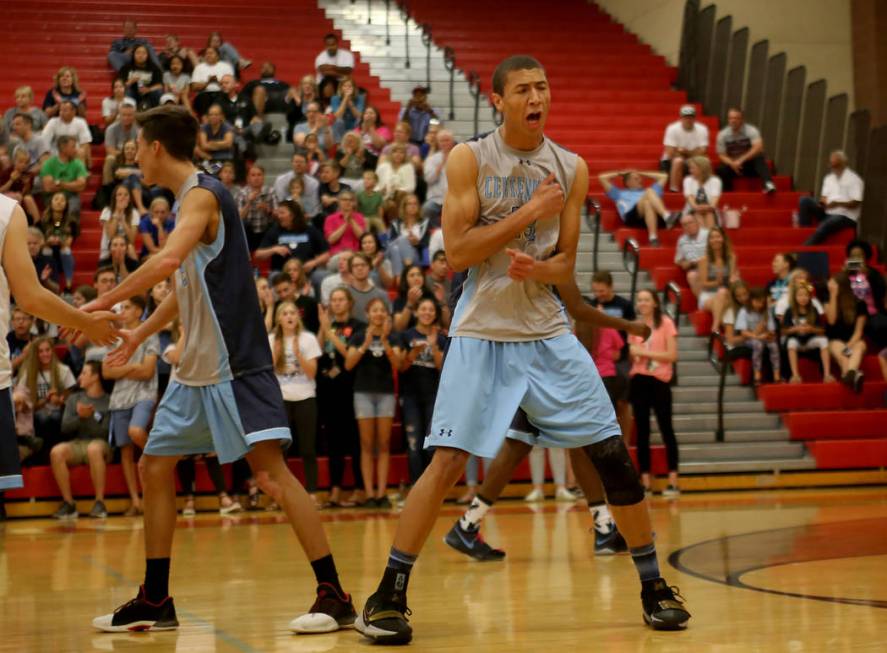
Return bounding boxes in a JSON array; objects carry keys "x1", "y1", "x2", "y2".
[{"x1": 2, "y1": 487, "x2": 886, "y2": 652}]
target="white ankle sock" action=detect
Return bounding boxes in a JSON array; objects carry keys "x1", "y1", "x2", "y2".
[
  {"x1": 460, "y1": 496, "x2": 492, "y2": 530},
  {"x1": 590, "y1": 504, "x2": 613, "y2": 533}
]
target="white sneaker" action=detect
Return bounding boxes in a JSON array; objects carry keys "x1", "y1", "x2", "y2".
[
  {"x1": 662, "y1": 485, "x2": 681, "y2": 499},
  {"x1": 555, "y1": 487, "x2": 578, "y2": 502},
  {"x1": 219, "y1": 501, "x2": 243, "y2": 515},
  {"x1": 524, "y1": 488, "x2": 544, "y2": 503},
  {"x1": 181, "y1": 504, "x2": 196, "y2": 517}
]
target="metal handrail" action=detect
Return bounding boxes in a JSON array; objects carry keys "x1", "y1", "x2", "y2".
[
  {"x1": 384, "y1": 0, "x2": 390, "y2": 44},
  {"x1": 662, "y1": 281, "x2": 683, "y2": 326},
  {"x1": 707, "y1": 329, "x2": 752, "y2": 442},
  {"x1": 400, "y1": 3, "x2": 410, "y2": 68},
  {"x1": 443, "y1": 47, "x2": 456, "y2": 120},
  {"x1": 583, "y1": 197, "x2": 601, "y2": 272},
  {"x1": 367, "y1": 0, "x2": 372, "y2": 23},
  {"x1": 420, "y1": 25, "x2": 432, "y2": 91},
  {"x1": 621, "y1": 238, "x2": 641, "y2": 303},
  {"x1": 467, "y1": 71, "x2": 481, "y2": 136}
]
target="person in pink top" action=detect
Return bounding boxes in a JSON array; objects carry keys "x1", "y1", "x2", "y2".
[
  {"x1": 323, "y1": 190, "x2": 365, "y2": 255},
  {"x1": 588, "y1": 326, "x2": 625, "y2": 404},
  {"x1": 628, "y1": 289, "x2": 680, "y2": 497}
]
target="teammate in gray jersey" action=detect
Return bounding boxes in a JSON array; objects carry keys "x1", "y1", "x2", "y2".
[{"x1": 356, "y1": 55, "x2": 690, "y2": 645}]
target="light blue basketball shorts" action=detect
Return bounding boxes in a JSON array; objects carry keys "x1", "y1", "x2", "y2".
[{"x1": 425, "y1": 334, "x2": 622, "y2": 458}]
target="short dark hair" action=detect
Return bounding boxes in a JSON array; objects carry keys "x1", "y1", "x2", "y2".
[
  {"x1": 74, "y1": 285, "x2": 97, "y2": 302},
  {"x1": 778, "y1": 252, "x2": 797, "y2": 271},
  {"x1": 136, "y1": 105, "x2": 199, "y2": 161},
  {"x1": 749, "y1": 287, "x2": 768, "y2": 303},
  {"x1": 324, "y1": 33, "x2": 338, "y2": 42},
  {"x1": 13, "y1": 112, "x2": 33, "y2": 126},
  {"x1": 592, "y1": 271, "x2": 613, "y2": 286},
  {"x1": 56, "y1": 135, "x2": 76, "y2": 149},
  {"x1": 271, "y1": 272, "x2": 292, "y2": 287},
  {"x1": 492, "y1": 55, "x2": 545, "y2": 95},
  {"x1": 845, "y1": 239, "x2": 873, "y2": 261},
  {"x1": 348, "y1": 252, "x2": 372, "y2": 272},
  {"x1": 127, "y1": 294, "x2": 147, "y2": 311},
  {"x1": 94, "y1": 266, "x2": 116, "y2": 282},
  {"x1": 432, "y1": 250, "x2": 447, "y2": 262},
  {"x1": 83, "y1": 360, "x2": 103, "y2": 380}
]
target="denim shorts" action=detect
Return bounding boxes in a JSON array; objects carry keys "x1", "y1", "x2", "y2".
[
  {"x1": 353, "y1": 392, "x2": 396, "y2": 419},
  {"x1": 109, "y1": 399, "x2": 155, "y2": 447}
]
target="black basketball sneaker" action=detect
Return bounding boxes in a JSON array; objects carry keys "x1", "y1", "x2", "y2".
[
  {"x1": 444, "y1": 521, "x2": 506, "y2": 561},
  {"x1": 92, "y1": 586, "x2": 179, "y2": 632},
  {"x1": 355, "y1": 589, "x2": 413, "y2": 645},
  {"x1": 593, "y1": 524, "x2": 629, "y2": 555},
  {"x1": 641, "y1": 578, "x2": 691, "y2": 630},
  {"x1": 289, "y1": 582, "x2": 357, "y2": 633}
]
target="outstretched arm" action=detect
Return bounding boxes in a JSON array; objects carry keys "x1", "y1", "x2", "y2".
[
  {"x1": 557, "y1": 279, "x2": 650, "y2": 339},
  {"x1": 105, "y1": 292, "x2": 179, "y2": 367}
]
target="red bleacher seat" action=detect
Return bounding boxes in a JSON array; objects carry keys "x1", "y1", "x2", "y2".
[
  {"x1": 759, "y1": 382, "x2": 887, "y2": 412},
  {"x1": 783, "y1": 409, "x2": 887, "y2": 440}
]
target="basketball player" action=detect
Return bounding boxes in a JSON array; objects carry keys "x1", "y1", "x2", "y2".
[
  {"x1": 87, "y1": 106, "x2": 355, "y2": 633},
  {"x1": 355, "y1": 56, "x2": 690, "y2": 645},
  {"x1": 0, "y1": 197, "x2": 119, "y2": 492}
]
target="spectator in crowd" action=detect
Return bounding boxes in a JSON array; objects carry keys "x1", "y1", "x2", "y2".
[
  {"x1": 354, "y1": 106, "x2": 392, "y2": 169},
  {"x1": 843, "y1": 240, "x2": 887, "y2": 347},
  {"x1": 97, "y1": 234, "x2": 140, "y2": 283},
  {"x1": 270, "y1": 301, "x2": 322, "y2": 501},
  {"x1": 398, "y1": 86, "x2": 438, "y2": 146},
  {"x1": 303, "y1": 133, "x2": 327, "y2": 174},
  {"x1": 49, "y1": 361, "x2": 112, "y2": 520},
  {"x1": 236, "y1": 164, "x2": 276, "y2": 251},
  {"x1": 107, "y1": 19, "x2": 159, "y2": 72},
  {"x1": 826, "y1": 272, "x2": 868, "y2": 392},
  {"x1": 138, "y1": 196, "x2": 175, "y2": 259},
  {"x1": 599, "y1": 169, "x2": 679, "y2": 247},
  {"x1": 146, "y1": 280, "x2": 174, "y2": 393},
  {"x1": 697, "y1": 226, "x2": 739, "y2": 332},
  {"x1": 674, "y1": 213, "x2": 709, "y2": 297},
  {"x1": 9, "y1": 113, "x2": 50, "y2": 176},
  {"x1": 316, "y1": 288, "x2": 365, "y2": 507},
  {"x1": 324, "y1": 190, "x2": 366, "y2": 256},
  {"x1": 660, "y1": 104, "x2": 709, "y2": 192},
  {"x1": 217, "y1": 161, "x2": 239, "y2": 197},
  {"x1": 767, "y1": 252, "x2": 796, "y2": 306},
  {"x1": 18, "y1": 336, "x2": 77, "y2": 453},
  {"x1": 381, "y1": 122, "x2": 423, "y2": 170},
  {"x1": 360, "y1": 232, "x2": 395, "y2": 290},
  {"x1": 7, "y1": 307, "x2": 34, "y2": 375},
  {"x1": 784, "y1": 281, "x2": 832, "y2": 384},
  {"x1": 292, "y1": 101, "x2": 334, "y2": 152},
  {"x1": 320, "y1": 251, "x2": 354, "y2": 305},
  {"x1": 682, "y1": 155, "x2": 721, "y2": 229},
  {"x1": 101, "y1": 79, "x2": 129, "y2": 128},
  {"x1": 285, "y1": 75, "x2": 319, "y2": 143},
  {"x1": 318, "y1": 161, "x2": 351, "y2": 219},
  {"x1": 102, "y1": 99, "x2": 139, "y2": 188},
  {"x1": 524, "y1": 446, "x2": 578, "y2": 502},
  {"x1": 191, "y1": 47, "x2": 234, "y2": 116},
  {"x1": 345, "y1": 297, "x2": 401, "y2": 508},
  {"x1": 105, "y1": 139, "x2": 146, "y2": 214},
  {"x1": 161, "y1": 55, "x2": 192, "y2": 112},
  {"x1": 579, "y1": 321, "x2": 625, "y2": 416},
  {"x1": 330, "y1": 77, "x2": 365, "y2": 141},
  {"x1": 158, "y1": 34, "x2": 199, "y2": 73},
  {"x1": 387, "y1": 194, "x2": 429, "y2": 275},
  {"x1": 99, "y1": 184, "x2": 139, "y2": 259},
  {"x1": 422, "y1": 129, "x2": 455, "y2": 224},
  {"x1": 272, "y1": 270, "x2": 320, "y2": 337},
  {"x1": 27, "y1": 227, "x2": 61, "y2": 293},
  {"x1": 273, "y1": 151, "x2": 321, "y2": 219},
  {"x1": 315, "y1": 33, "x2": 355, "y2": 86},
  {"x1": 720, "y1": 279, "x2": 749, "y2": 348},
  {"x1": 207, "y1": 31, "x2": 251, "y2": 74},
  {"x1": 774, "y1": 267, "x2": 821, "y2": 322},
  {"x1": 40, "y1": 191, "x2": 76, "y2": 291},
  {"x1": 1, "y1": 146, "x2": 41, "y2": 223},
  {"x1": 628, "y1": 289, "x2": 680, "y2": 496},
  {"x1": 13, "y1": 383, "x2": 39, "y2": 465},
  {"x1": 3, "y1": 86, "x2": 48, "y2": 132},
  {"x1": 426, "y1": 250, "x2": 451, "y2": 310},
  {"x1": 217, "y1": 75, "x2": 271, "y2": 154},
  {"x1": 118, "y1": 44, "x2": 164, "y2": 110},
  {"x1": 420, "y1": 119, "x2": 441, "y2": 159},
  {"x1": 716, "y1": 107, "x2": 776, "y2": 193},
  {"x1": 392, "y1": 264, "x2": 434, "y2": 332},
  {"x1": 242, "y1": 61, "x2": 290, "y2": 112},
  {"x1": 356, "y1": 170, "x2": 384, "y2": 234},
  {"x1": 347, "y1": 252, "x2": 391, "y2": 318},
  {"x1": 42, "y1": 67, "x2": 88, "y2": 118},
  {"x1": 283, "y1": 257, "x2": 318, "y2": 300},
  {"x1": 258, "y1": 200, "x2": 329, "y2": 282},
  {"x1": 799, "y1": 150, "x2": 864, "y2": 245},
  {"x1": 377, "y1": 144, "x2": 417, "y2": 210},
  {"x1": 196, "y1": 104, "x2": 235, "y2": 164},
  {"x1": 255, "y1": 276, "x2": 275, "y2": 333},
  {"x1": 41, "y1": 101, "x2": 91, "y2": 161},
  {"x1": 102, "y1": 295, "x2": 160, "y2": 516},
  {"x1": 337, "y1": 132, "x2": 370, "y2": 187},
  {"x1": 398, "y1": 297, "x2": 445, "y2": 484},
  {"x1": 40, "y1": 135, "x2": 88, "y2": 218},
  {"x1": 735, "y1": 287, "x2": 781, "y2": 384},
  {"x1": 177, "y1": 453, "x2": 241, "y2": 516}
]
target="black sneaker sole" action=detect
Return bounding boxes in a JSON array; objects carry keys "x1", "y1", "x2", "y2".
[
  {"x1": 443, "y1": 528, "x2": 505, "y2": 561},
  {"x1": 94, "y1": 619, "x2": 179, "y2": 633},
  {"x1": 643, "y1": 611, "x2": 689, "y2": 631},
  {"x1": 355, "y1": 613, "x2": 412, "y2": 645}
]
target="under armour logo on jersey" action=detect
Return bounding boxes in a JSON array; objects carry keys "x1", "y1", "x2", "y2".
[{"x1": 518, "y1": 158, "x2": 533, "y2": 166}]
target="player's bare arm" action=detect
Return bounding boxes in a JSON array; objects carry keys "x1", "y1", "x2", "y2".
[
  {"x1": 105, "y1": 292, "x2": 178, "y2": 368},
  {"x1": 557, "y1": 279, "x2": 651, "y2": 339}
]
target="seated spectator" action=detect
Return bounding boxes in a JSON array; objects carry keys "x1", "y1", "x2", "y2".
[
  {"x1": 347, "y1": 253, "x2": 391, "y2": 318},
  {"x1": 242, "y1": 61, "x2": 291, "y2": 112},
  {"x1": 426, "y1": 250, "x2": 452, "y2": 313},
  {"x1": 217, "y1": 75, "x2": 277, "y2": 156},
  {"x1": 843, "y1": 240, "x2": 887, "y2": 347},
  {"x1": 191, "y1": 47, "x2": 234, "y2": 116},
  {"x1": 697, "y1": 226, "x2": 739, "y2": 332},
  {"x1": 40, "y1": 135, "x2": 88, "y2": 218},
  {"x1": 159, "y1": 34, "x2": 199, "y2": 73},
  {"x1": 103, "y1": 139, "x2": 145, "y2": 213},
  {"x1": 49, "y1": 361, "x2": 112, "y2": 520},
  {"x1": 257, "y1": 200, "x2": 329, "y2": 282},
  {"x1": 1, "y1": 146, "x2": 41, "y2": 223},
  {"x1": 40, "y1": 192, "x2": 76, "y2": 291},
  {"x1": 380, "y1": 121, "x2": 423, "y2": 170},
  {"x1": 354, "y1": 106, "x2": 392, "y2": 169},
  {"x1": 420, "y1": 119, "x2": 441, "y2": 159},
  {"x1": 285, "y1": 75, "x2": 319, "y2": 143},
  {"x1": 799, "y1": 150, "x2": 863, "y2": 245},
  {"x1": 661, "y1": 105, "x2": 708, "y2": 192},
  {"x1": 318, "y1": 161, "x2": 351, "y2": 219},
  {"x1": 255, "y1": 276, "x2": 276, "y2": 332},
  {"x1": 207, "y1": 31, "x2": 251, "y2": 74},
  {"x1": 387, "y1": 193, "x2": 429, "y2": 275},
  {"x1": 303, "y1": 133, "x2": 327, "y2": 174},
  {"x1": 118, "y1": 44, "x2": 164, "y2": 110},
  {"x1": 377, "y1": 144, "x2": 417, "y2": 213},
  {"x1": 196, "y1": 104, "x2": 235, "y2": 164},
  {"x1": 422, "y1": 129, "x2": 455, "y2": 225},
  {"x1": 217, "y1": 161, "x2": 239, "y2": 198},
  {"x1": 674, "y1": 213, "x2": 709, "y2": 297},
  {"x1": 283, "y1": 257, "x2": 317, "y2": 300},
  {"x1": 359, "y1": 232, "x2": 395, "y2": 290},
  {"x1": 399, "y1": 86, "x2": 438, "y2": 146},
  {"x1": 599, "y1": 169, "x2": 679, "y2": 246},
  {"x1": 27, "y1": 227, "x2": 60, "y2": 293},
  {"x1": 682, "y1": 155, "x2": 721, "y2": 229},
  {"x1": 107, "y1": 19, "x2": 159, "y2": 72},
  {"x1": 3, "y1": 86, "x2": 48, "y2": 132},
  {"x1": 101, "y1": 79, "x2": 129, "y2": 128},
  {"x1": 315, "y1": 33, "x2": 355, "y2": 89},
  {"x1": 784, "y1": 281, "x2": 832, "y2": 383},
  {"x1": 767, "y1": 252, "x2": 796, "y2": 307},
  {"x1": 330, "y1": 77, "x2": 365, "y2": 141},
  {"x1": 826, "y1": 272, "x2": 868, "y2": 392},
  {"x1": 774, "y1": 267, "x2": 821, "y2": 322},
  {"x1": 735, "y1": 287, "x2": 781, "y2": 384},
  {"x1": 99, "y1": 184, "x2": 139, "y2": 259},
  {"x1": 139, "y1": 196, "x2": 175, "y2": 259},
  {"x1": 41, "y1": 101, "x2": 91, "y2": 162},
  {"x1": 271, "y1": 270, "x2": 319, "y2": 335},
  {"x1": 320, "y1": 251, "x2": 354, "y2": 305},
  {"x1": 716, "y1": 107, "x2": 775, "y2": 193},
  {"x1": 162, "y1": 55, "x2": 193, "y2": 113},
  {"x1": 247, "y1": 85, "x2": 280, "y2": 145},
  {"x1": 428, "y1": 226, "x2": 444, "y2": 262},
  {"x1": 392, "y1": 264, "x2": 436, "y2": 331},
  {"x1": 338, "y1": 132, "x2": 371, "y2": 186},
  {"x1": 324, "y1": 191, "x2": 365, "y2": 257},
  {"x1": 13, "y1": 384, "x2": 39, "y2": 464},
  {"x1": 98, "y1": 234, "x2": 140, "y2": 283},
  {"x1": 17, "y1": 336, "x2": 77, "y2": 452},
  {"x1": 9, "y1": 112, "x2": 50, "y2": 177},
  {"x1": 42, "y1": 67, "x2": 88, "y2": 118},
  {"x1": 273, "y1": 151, "x2": 322, "y2": 219},
  {"x1": 293, "y1": 101, "x2": 334, "y2": 152},
  {"x1": 357, "y1": 170, "x2": 385, "y2": 234},
  {"x1": 102, "y1": 99, "x2": 139, "y2": 188},
  {"x1": 237, "y1": 164, "x2": 277, "y2": 251},
  {"x1": 7, "y1": 307, "x2": 34, "y2": 375}
]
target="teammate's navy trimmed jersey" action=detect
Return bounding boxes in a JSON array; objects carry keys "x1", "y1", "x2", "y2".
[
  {"x1": 450, "y1": 128, "x2": 578, "y2": 342},
  {"x1": 173, "y1": 172, "x2": 272, "y2": 385},
  {"x1": 0, "y1": 194, "x2": 13, "y2": 390}
]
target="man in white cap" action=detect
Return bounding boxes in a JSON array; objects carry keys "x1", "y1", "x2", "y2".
[{"x1": 660, "y1": 104, "x2": 708, "y2": 192}]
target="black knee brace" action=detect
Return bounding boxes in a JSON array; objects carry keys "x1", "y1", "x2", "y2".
[{"x1": 585, "y1": 436, "x2": 645, "y2": 506}]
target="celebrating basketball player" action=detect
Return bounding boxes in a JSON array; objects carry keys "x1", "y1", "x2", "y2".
[
  {"x1": 355, "y1": 55, "x2": 691, "y2": 645},
  {"x1": 86, "y1": 106, "x2": 356, "y2": 634}
]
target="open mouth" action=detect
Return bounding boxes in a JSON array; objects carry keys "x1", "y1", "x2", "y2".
[{"x1": 526, "y1": 111, "x2": 542, "y2": 125}]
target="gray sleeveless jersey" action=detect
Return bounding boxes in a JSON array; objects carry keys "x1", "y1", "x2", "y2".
[
  {"x1": 451, "y1": 128, "x2": 578, "y2": 341},
  {"x1": 0, "y1": 195, "x2": 14, "y2": 389}
]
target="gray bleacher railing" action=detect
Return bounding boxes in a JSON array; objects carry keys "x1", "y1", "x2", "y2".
[
  {"x1": 584, "y1": 197, "x2": 602, "y2": 272},
  {"x1": 621, "y1": 238, "x2": 640, "y2": 304},
  {"x1": 443, "y1": 47, "x2": 456, "y2": 121},
  {"x1": 420, "y1": 25, "x2": 432, "y2": 90},
  {"x1": 467, "y1": 71, "x2": 482, "y2": 136}
]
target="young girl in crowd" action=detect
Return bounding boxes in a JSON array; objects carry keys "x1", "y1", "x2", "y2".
[
  {"x1": 683, "y1": 155, "x2": 722, "y2": 229},
  {"x1": 360, "y1": 232, "x2": 396, "y2": 291},
  {"x1": 40, "y1": 191, "x2": 76, "y2": 292},
  {"x1": 270, "y1": 301, "x2": 323, "y2": 502},
  {"x1": 735, "y1": 287, "x2": 781, "y2": 384},
  {"x1": 1, "y1": 146, "x2": 40, "y2": 223},
  {"x1": 255, "y1": 276, "x2": 276, "y2": 333},
  {"x1": 345, "y1": 297, "x2": 402, "y2": 508},
  {"x1": 393, "y1": 265, "x2": 434, "y2": 331},
  {"x1": 784, "y1": 281, "x2": 832, "y2": 384},
  {"x1": 825, "y1": 272, "x2": 868, "y2": 392},
  {"x1": 628, "y1": 289, "x2": 680, "y2": 497},
  {"x1": 720, "y1": 279, "x2": 749, "y2": 347},
  {"x1": 98, "y1": 234, "x2": 140, "y2": 284},
  {"x1": 357, "y1": 170, "x2": 386, "y2": 236},
  {"x1": 99, "y1": 184, "x2": 139, "y2": 260},
  {"x1": 17, "y1": 336, "x2": 77, "y2": 455}
]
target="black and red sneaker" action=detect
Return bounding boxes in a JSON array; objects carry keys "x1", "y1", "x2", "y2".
[
  {"x1": 289, "y1": 582, "x2": 357, "y2": 633},
  {"x1": 93, "y1": 586, "x2": 178, "y2": 632},
  {"x1": 444, "y1": 521, "x2": 506, "y2": 561}
]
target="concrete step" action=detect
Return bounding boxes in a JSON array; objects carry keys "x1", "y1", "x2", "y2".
[
  {"x1": 676, "y1": 349, "x2": 709, "y2": 362},
  {"x1": 679, "y1": 456, "x2": 816, "y2": 474},
  {"x1": 677, "y1": 441, "x2": 806, "y2": 462},
  {"x1": 652, "y1": 428, "x2": 790, "y2": 444},
  {"x1": 675, "y1": 361, "x2": 719, "y2": 376},
  {"x1": 655, "y1": 413, "x2": 782, "y2": 432},
  {"x1": 672, "y1": 400, "x2": 763, "y2": 414},
  {"x1": 677, "y1": 337, "x2": 710, "y2": 351},
  {"x1": 671, "y1": 386, "x2": 755, "y2": 402},
  {"x1": 678, "y1": 374, "x2": 741, "y2": 387}
]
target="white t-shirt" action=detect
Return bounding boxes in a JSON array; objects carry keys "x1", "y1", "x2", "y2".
[
  {"x1": 315, "y1": 49, "x2": 355, "y2": 81},
  {"x1": 775, "y1": 295, "x2": 824, "y2": 319},
  {"x1": 821, "y1": 169, "x2": 864, "y2": 223},
  {"x1": 191, "y1": 61, "x2": 235, "y2": 92},
  {"x1": 683, "y1": 175, "x2": 722, "y2": 212},
  {"x1": 269, "y1": 331, "x2": 322, "y2": 401},
  {"x1": 102, "y1": 97, "x2": 121, "y2": 119},
  {"x1": 41, "y1": 116, "x2": 92, "y2": 152},
  {"x1": 99, "y1": 207, "x2": 140, "y2": 259},
  {"x1": 661, "y1": 120, "x2": 709, "y2": 160},
  {"x1": 17, "y1": 364, "x2": 77, "y2": 404}
]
